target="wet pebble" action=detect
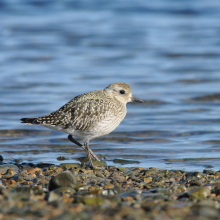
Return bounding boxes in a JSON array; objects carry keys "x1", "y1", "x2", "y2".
[
  {"x1": 49, "y1": 171, "x2": 78, "y2": 191},
  {"x1": 0, "y1": 164, "x2": 19, "y2": 173},
  {"x1": 187, "y1": 187, "x2": 211, "y2": 199},
  {"x1": 60, "y1": 163, "x2": 80, "y2": 169},
  {"x1": 57, "y1": 156, "x2": 68, "y2": 161},
  {"x1": 2, "y1": 169, "x2": 17, "y2": 178}
]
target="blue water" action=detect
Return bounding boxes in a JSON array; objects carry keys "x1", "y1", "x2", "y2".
[{"x1": 1, "y1": 0, "x2": 220, "y2": 171}]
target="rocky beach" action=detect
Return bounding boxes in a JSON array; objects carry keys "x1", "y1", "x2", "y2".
[{"x1": 0, "y1": 159, "x2": 220, "y2": 220}]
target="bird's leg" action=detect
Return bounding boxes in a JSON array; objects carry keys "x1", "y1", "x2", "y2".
[
  {"x1": 84, "y1": 140, "x2": 95, "y2": 169},
  {"x1": 67, "y1": 135, "x2": 100, "y2": 161}
]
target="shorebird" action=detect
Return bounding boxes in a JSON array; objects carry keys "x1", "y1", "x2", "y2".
[{"x1": 21, "y1": 82, "x2": 143, "y2": 169}]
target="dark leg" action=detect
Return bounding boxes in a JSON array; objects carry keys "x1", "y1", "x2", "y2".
[{"x1": 68, "y1": 135, "x2": 100, "y2": 161}]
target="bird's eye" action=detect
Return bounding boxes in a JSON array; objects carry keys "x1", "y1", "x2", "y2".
[{"x1": 120, "y1": 90, "x2": 125, "y2": 94}]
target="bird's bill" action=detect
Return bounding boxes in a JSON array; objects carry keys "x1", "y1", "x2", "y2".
[{"x1": 131, "y1": 96, "x2": 143, "y2": 103}]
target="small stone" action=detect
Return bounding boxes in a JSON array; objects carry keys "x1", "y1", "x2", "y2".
[
  {"x1": 104, "y1": 184, "x2": 114, "y2": 189},
  {"x1": 23, "y1": 181, "x2": 34, "y2": 185},
  {"x1": 57, "y1": 156, "x2": 68, "y2": 161},
  {"x1": 214, "y1": 172, "x2": 220, "y2": 177},
  {"x1": 47, "y1": 191, "x2": 61, "y2": 203},
  {"x1": 123, "y1": 170, "x2": 134, "y2": 177},
  {"x1": 60, "y1": 163, "x2": 80, "y2": 169},
  {"x1": 113, "y1": 159, "x2": 140, "y2": 165},
  {"x1": 131, "y1": 167, "x2": 146, "y2": 171},
  {"x1": 8, "y1": 179, "x2": 17, "y2": 187},
  {"x1": 0, "y1": 164, "x2": 19, "y2": 173},
  {"x1": 52, "y1": 187, "x2": 76, "y2": 196},
  {"x1": 88, "y1": 186, "x2": 97, "y2": 192},
  {"x1": 177, "y1": 185, "x2": 187, "y2": 193},
  {"x1": 83, "y1": 196, "x2": 104, "y2": 205},
  {"x1": 13, "y1": 159, "x2": 22, "y2": 163},
  {"x1": 187, "y1": 187, "x2": 211, "y2": 199},
  {"x1": 95, "y1": 172, "x2": 105, "y2": 178},
  {"x1": 49, "y1": 171, "x2": 78, "y2": 191},
  {"x1": 2, "y1": 169, "x2": 17, "y2": 178},
  {"x1": 144, "y1": 177, "x2": 152, "y2": 183},
  {"x1": 37, "y1": 163, "x2": 54, "y2": 168},
  {"x1": 203, "y1": 170, "x2": 215, "y2": 175},
  {"x1": 13, "y1": 174, "x2": 24, "y2": 183},
  {"x1": 122, "y1": 196, "x2": 134, "y2": 202},
  {"x1": 0, "y1": 155, "x2": 3, "y2": 161},
  {"x1": 80, "y1": 169, "x2": 93, "y2": 174},
  {"x1": 20, "y1": 165, "x2": 32, "y2": 171},
  {"x1": 27, "y1": 167, "x2": 43, "y2": 175},
  {"x1": 189, "y1": 180, "x2": 202, "y2": 186}
]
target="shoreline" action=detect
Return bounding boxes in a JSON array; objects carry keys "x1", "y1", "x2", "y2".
[{"x1": 0, "y1": 162, "x2": 220, "y2": 220}]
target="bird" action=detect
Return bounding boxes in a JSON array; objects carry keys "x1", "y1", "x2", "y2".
[{"x1": 20, "y1": 82, "x2": 143, "y2": 169}]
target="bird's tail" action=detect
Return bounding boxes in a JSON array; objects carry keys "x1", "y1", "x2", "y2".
[{"x1": 20, "y1": 118, "x2": 40, "y2": 124}]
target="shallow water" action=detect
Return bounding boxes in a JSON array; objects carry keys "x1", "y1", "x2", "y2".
[{"x1": 1, "y1": 0, "x2": 220, "y2": 171}]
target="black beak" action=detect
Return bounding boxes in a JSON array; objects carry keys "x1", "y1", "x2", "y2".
[{"x1": 131, "y1": 96, "x2": 143, "y2": 103}]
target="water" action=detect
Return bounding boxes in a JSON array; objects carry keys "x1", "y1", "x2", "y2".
[{"x1": 1, "y1": 0, "x2": 220, "y2": 171}]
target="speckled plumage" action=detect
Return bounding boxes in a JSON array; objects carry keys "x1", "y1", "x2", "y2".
[
  {"x1": 37, "y1": 90, "x2": 127, "y2": 139},
  {"x1": 21, "y1": 82, "x2": 143, "y2": 168}
]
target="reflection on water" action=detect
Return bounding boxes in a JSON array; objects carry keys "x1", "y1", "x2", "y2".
[{"x1": 1, "y1": 0, "x2": 220, "y2": 171}]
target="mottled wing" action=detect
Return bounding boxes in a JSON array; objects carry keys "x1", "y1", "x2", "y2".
[{"x1": 36, "y1": 96, "x2": 117, "y2": 131}]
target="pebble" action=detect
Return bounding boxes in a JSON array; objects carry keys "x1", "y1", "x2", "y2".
[
  {"x1": 52, "y1": 187, "x2": 76, "y2": 196},
  {"x1": 47, "y1": 191, "x2": 61, "y2": 203},
  {"x1": 0, "y1": 164, "x2": 19, "y2": 173},
  {"x1": 48, "y1": 171, "x2": 78, "y2": 191},
  {"x1": 57, "y1": 156, "x2": 68, "y2": 161},
  {"x1": 215, "y1": 172, "x2": 220, "y2": 177},
  {"x1": 144, "y1": 177, "x2": 152, "y2": 183},
  {"x1": 2, "y1": 169, "x2": 17, "y2": 178},
  {"x1": 187, "y1": 187, "x2": 211, "y2": 199},
  {"x1": 104, "y1": 184, "x2": 115, "y2": 189},
  {"x1": 60, "y1": 163, "x2": 80, "y2": 169}
]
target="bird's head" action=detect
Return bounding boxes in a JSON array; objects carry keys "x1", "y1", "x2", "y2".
[{"x1": 104, "y1": 82, "x2": 143, "y2": 104}]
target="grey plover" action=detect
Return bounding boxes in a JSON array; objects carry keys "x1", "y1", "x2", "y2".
[{"x1": 21, "y1": 82, "x2": 143, "y2": 168}]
